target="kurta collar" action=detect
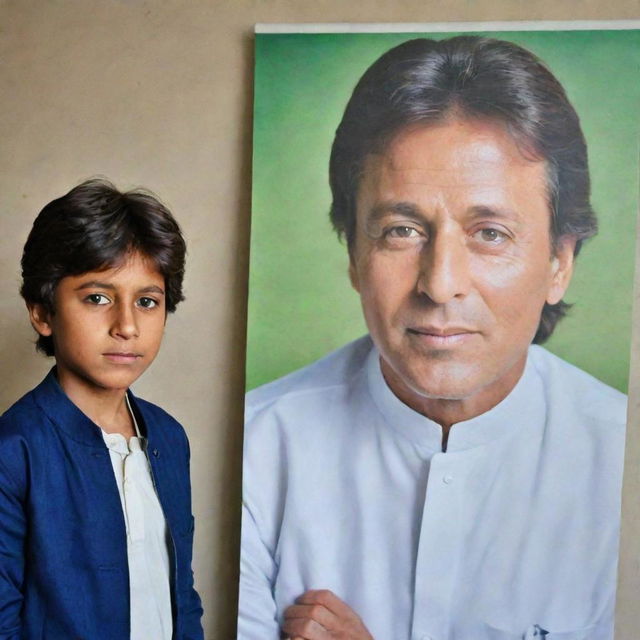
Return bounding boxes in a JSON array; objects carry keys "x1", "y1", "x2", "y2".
[
  {"x1": 31, "y1": 367, "x2": 146, "y2": 448},
  {"x1": 365, "y1": 343, "x2": 545, "y2": 453}
]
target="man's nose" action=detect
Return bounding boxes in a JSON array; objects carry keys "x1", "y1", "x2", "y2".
[
  {"x1": 416, "y1": 231, "x2": 471, "y2": 304},
  {"x1": 110, "y1": 303, "x2": 139, "y2": 339}
]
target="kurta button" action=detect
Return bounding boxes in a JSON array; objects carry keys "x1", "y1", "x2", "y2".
[
  {"x1": 443, "y1": 474, "x2": 453, "y2": 484},
  {"x1": 152, "y1": 448, "x2": 159, "y2": 457}
]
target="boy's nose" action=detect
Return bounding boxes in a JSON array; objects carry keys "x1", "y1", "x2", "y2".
[{"x1": 111, "y1": 304, "x2": 139, "y2": 339}]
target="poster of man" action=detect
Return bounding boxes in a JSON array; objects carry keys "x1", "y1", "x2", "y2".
[{"x1": 239, "y1": 26, "x2": 640, "y2": 640}]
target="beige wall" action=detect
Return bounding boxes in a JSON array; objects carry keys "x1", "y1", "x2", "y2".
[{"x1": 1, "y1": 2, "x2": 637, "y2": 638}]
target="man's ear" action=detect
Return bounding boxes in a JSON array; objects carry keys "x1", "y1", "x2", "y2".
[
  {"x1": 348, "y1": 251, "x2": 360, "y2": 293},
  {"x1": 27, "y1": 303, "x2": 53, "y2": 337},
  {"x1": 546, "y1": 236, "x2": 577, "y2": 305}
]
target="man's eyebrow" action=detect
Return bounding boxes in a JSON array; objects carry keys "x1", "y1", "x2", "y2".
[
  {"x1": 365, "y1": 202, "x2": 524, "y2": 226},
  {"x1": 468, "y1": 205, "x2": 523, "y2": 223},
  {"x1": 367, "y1": 201, "x2": 424, "y2": 222}
]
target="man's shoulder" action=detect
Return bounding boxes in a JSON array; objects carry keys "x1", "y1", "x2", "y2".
[
  {"x1": 530, "y1": 345, "x2": 627, "y2": 428},
  {"x1": 245, "y1": 335, "x2": 373, "y2": 416}
]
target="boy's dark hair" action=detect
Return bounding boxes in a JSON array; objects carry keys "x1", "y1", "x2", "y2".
[
  {"x1": 329, "y1": 36, "x2": 597, "y2": 343},
  {"x1": 21, "y1": 178, "x2": 186, "y2": 356}
]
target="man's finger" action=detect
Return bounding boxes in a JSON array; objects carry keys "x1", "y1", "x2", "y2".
[
  {"x1": 284, "y1": 602, "x2": 337, "y2": 629},
  {"x1": 282, "y1": 616, "x2": 330, "y2": 640},
  {"x1": 288, "y1": 590, "x2": 374, "y2": 639},
  {"x1": 296, "y1": 589, "x2": 362, "y2": 623}
]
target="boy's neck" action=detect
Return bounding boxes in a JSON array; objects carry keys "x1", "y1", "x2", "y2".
[{"x1": 56, "y1": 369, "x2": 136, "y2": 439}]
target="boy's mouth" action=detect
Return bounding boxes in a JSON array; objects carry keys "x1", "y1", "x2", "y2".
[{"x1": 102, "y1": 352, "x2": 142, "y2": 363}]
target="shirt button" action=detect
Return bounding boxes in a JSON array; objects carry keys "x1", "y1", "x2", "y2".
[
  {"x1": 420, "y1": 635, "x2": 433, "y2": 640},
  {"x1": 443, "y1": 474, "x2": 453, "y2": 484}
]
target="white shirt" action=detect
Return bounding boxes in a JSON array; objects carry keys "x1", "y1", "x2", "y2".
[
  {"x1": 239, "y1": 336, "x2": 627, "y2": 640},
  {"x1": 101, "y1": 397, "x2": 173, "y2": 640}
]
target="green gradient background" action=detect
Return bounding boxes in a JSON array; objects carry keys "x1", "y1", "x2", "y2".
[{"x1": 247, "y1": 30, "x2": 640, "y2": 392}]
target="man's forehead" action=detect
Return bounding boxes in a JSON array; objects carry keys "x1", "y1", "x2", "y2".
[
  {"x1": 373, "y1": 119, "x2": 541, "y2": 171},
  {"x1": 358, "y1": 119, "x2": 549, "y2": 209}
]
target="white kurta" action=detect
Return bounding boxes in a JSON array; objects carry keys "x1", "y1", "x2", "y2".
[
  {"x1": 239, "y1": 336, "x2": 627, "y2": 640},
  {"x1": 101, "y1": 399, "x2": 172, "y2": 640}
]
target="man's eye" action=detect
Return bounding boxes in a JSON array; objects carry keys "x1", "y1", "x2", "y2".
[
  {"x1": 475, "y1": 228, "x2": 508, "y2": 244},
  {"x1": 386, "y1": 226, "x2": 420, "y2": 239},
  {"x1": 137, "y1": 297, "x2": 158, "y2": 309},
  {"x1": 85, "y1": 294, "x2": 110, "y2": 305}
]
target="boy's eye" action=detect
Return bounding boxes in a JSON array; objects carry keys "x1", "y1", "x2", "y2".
[
  {"x1": 85, "y1": 293, "x2": 110, "y2": 305},
  {"x1": 137, "y1": 297, "x2": 158, "y2": 309}
]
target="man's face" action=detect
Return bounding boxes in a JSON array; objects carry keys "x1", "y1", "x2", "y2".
[{"x1": 349, "y1": 117, "x2": 575, "y2": 418}]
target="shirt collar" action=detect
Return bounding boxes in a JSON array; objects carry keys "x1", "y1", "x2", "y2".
[
  {"x1": 101, "y1": 395, "x2": 144, "y2": 455},
  {"x1": 365, "y1": 343, "x2": 545, "y2": 453}
]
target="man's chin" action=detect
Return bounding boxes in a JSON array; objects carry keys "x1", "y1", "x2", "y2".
[
  {"x1": 407, "y1": 379, "x2": 486, "y2": 403},
  {"x1": 383, "y1": 348, "x2": 529, "y2": 420},
  {"x1": 382, "y1": 356, "x2": 485, "y2": 402}
]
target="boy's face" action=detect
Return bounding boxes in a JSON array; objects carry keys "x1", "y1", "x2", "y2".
[{"x1": 29, "y1": 251, "x2": 167, "y2": 398}]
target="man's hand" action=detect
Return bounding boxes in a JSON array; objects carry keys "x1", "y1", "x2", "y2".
[{"x1": 282, "y1": 589, "x2": 374, "y2": 640}]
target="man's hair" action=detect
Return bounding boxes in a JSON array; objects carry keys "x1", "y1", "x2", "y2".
[
  {"x1": 21, "y1": 178, "x2": 186, "y2": 356},
  {"x1": 329, "y1": 36, "x2": 597, "y2": 343}
]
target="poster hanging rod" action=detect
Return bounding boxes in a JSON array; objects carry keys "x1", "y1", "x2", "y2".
[{"x1": 255, "y1": 20, "x2": 640, "y2": 34}]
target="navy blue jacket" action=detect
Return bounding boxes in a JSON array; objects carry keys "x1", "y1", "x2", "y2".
[{"x1": 0, "y1": 369, "x2": 204, "y2": 639}]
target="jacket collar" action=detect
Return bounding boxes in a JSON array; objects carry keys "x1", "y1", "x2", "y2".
[{"x1": 31, "y1": 367, "x2": 148, "y2": 448}]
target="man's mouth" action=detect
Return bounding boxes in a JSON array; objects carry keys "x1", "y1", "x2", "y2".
[{"x1": 406, "y1": 326, "x2": 478, "y2": 346}]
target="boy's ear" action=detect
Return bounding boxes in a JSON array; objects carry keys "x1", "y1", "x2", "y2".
[{"x1": 27, "y1": 303, "x2": 53, "y2": 337}]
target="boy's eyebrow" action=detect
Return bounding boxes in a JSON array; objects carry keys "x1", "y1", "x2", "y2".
[
  {"x1": 74, "y1": 281, "x2": 166, "y2": 295},
  {"x1": 74, "y1": 281, "x2": 116, "y2": 291},
  {"x1": 138, "y1": 285, "x2": 165, "y2": 295}
]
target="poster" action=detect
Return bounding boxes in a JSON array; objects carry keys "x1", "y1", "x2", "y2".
[{"x1": 240, "y1": 23, "x2": 640, "y2": 639}]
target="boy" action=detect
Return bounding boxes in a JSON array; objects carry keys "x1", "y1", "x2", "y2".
[{"x1": 0, "y1": 179, "x2": 204, "y2": 639}]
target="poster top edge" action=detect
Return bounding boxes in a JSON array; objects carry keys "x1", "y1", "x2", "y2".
[{"x1": 254, "y1": 20, "x2": 640, "y2": 34}]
